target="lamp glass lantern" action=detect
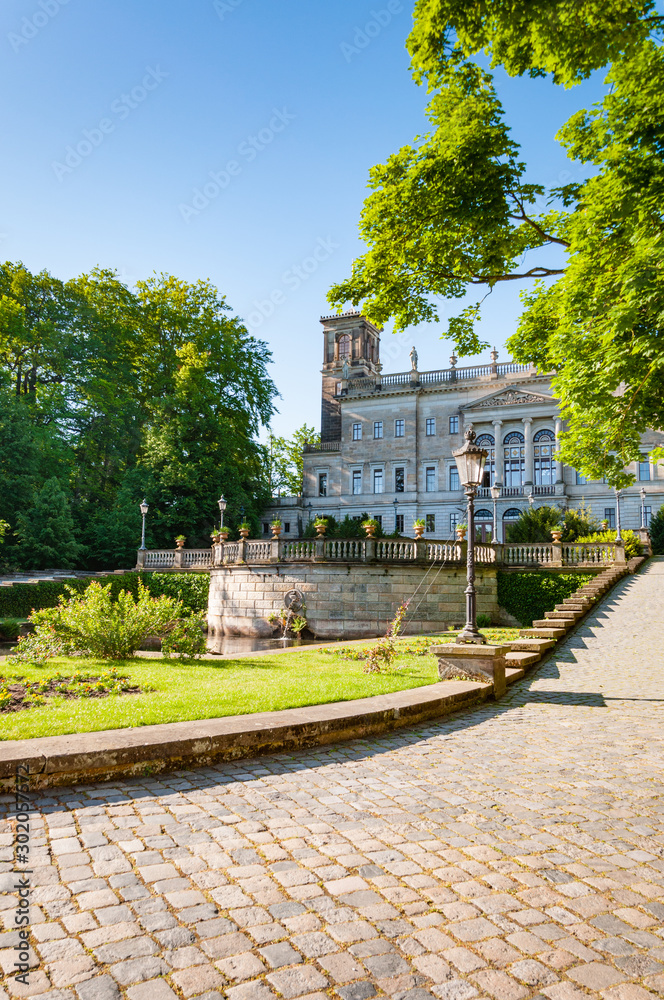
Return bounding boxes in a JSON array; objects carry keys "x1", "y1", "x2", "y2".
[
  {"x1": 490, "y1": 484, "x2": 501, "y2": 543},
  {"x1": 452, "y1": 427, "x2": 489, "y2": 644},
  {"x1": 453, "y1": 429, "x2": 487, "y2": 489},
  {"x1": 217, "y1": 495, "x2": 227, "y2": 531},
  {"x1": 139, "y1": 499, "x2": 149, "y2": 550}
]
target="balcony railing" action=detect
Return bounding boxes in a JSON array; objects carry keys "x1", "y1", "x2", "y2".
[{"x1": 346, "y1": 361, "x2": 535, "y2": 394}]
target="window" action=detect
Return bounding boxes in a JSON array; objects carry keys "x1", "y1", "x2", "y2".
[
  {"x1": 477, "y1": 433, "x2": 495, "y2": 487},
  {"x1": 284, "y1": 522, "x2": 290, "y2": 533},
  {"x1": 426, "y1": 466, "x2": 436, "y2": 492},
  {"x1": 262, "y1": 522, "x2": 269, "y2": 535},
  {"x1": 503, "y1": 507, "x2": 522, "y2": 522},
  {"x1": 338, "y1": 334, "x2": 351, "y2": 358},
  {"x1": 335, "y1": 381, "x2": 342, "y2": 396},
  {"x1": 449, "y1": 415, "x2": 459, "y2": 434},
  {"x1": 503, "y1": 431, "x2": 525, "y2": 487},
  {"x1": 394, "y1": 419, "x2": 405, "y2": 438},
  {"x1": 449, "y1": 466, "x2": 460, "y2": 491},
  {"x1": 426, "y1": 417, "x2": 436, "y2": 436},
  {"x1": 426, "y1": 514, "x2": 436, "y2": 533},
  {"x1": 639, "y1": 456, "x2": 651, "y2": 481},
  {"x1": 375, "y1": 515, "x2": 383, "y2": 528},
  {"x1": 318, "y1": 473, "x2": 327, "y2": 497},
  {"x1": 533, "y1": 429, "x2": 555, "y2": 485},
  {"x1": 604, "y1": 507, "x2": 616, "y2": 528},
  {"x1": 374, "y1": 420, "x2": 383, "y2": 439},
  {"x1": 450, "y1": 512, "x2": 459, "y2": 534},
  {"x1": 395, "y1": 467, "x2": 405, "y2": 493},
  {"x1": 373, "y1": 468, "x2": 384, "y2": 493},
  {"x1": 352, "y1": 470, "x2": 362, "y2": 495},
  {"x1": 576, "y1": 471, "x2": 588, "y2": 485},
  {"x1": 395, "y1": 513, "x2": 404, "y2": 533},
  {"x1": 644, "y1": 506, "x2": 652, "y2": 527},
  {"x1": 352, "y1": 422, "x2": 362, "y2": 441}
]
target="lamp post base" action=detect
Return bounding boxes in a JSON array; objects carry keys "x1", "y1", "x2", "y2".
[{"x1": 456, "y1": 626, "x2": 487, "y2": 645}]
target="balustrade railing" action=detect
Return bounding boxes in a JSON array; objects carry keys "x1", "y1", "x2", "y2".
[
  {"x1": 562, "y1": 542, "x2": 615, "y2": 566},
  {"x1": 245, "y1": 540, "x2": 272, "y2": 561},
  {"x1": 326, "y1": 538, "x2": 365, "y2": 560},
  {"x1": 346, "y1": 361, "x2": 535, "y2": 394},
  {"x1": 143, "y1": 550, "x2": 175, "y2": 569},
  {"x1": 181, "y1": 549, "x2": 213, "y2": 568},
  {"x1": 502, "y1": 543, "x2": 554, "y2": 566},
  {"x1": 281, "y1": 540, "x2": 317, "y2": 561},
  {"x1": 427, "y1": 542, "x2": 461, "y2": 562},
  {"x1": 222, "y1": 542, "x2": 240, "y2": 563},
  {"x1": 375, "y1": 539, "x2": 416, "y2": 561}
]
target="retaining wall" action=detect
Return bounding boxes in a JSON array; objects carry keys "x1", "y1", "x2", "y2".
[{"x1": 208, "y1": 563, "x2": 499, "y2": 639}]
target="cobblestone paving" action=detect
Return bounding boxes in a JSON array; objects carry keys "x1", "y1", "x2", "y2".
[{"x1": 2, "y1": 560, "x2": 664, "y2": 1000}]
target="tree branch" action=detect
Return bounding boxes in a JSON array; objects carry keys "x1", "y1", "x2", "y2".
[{"x1": 507, "y1": 192, "x2": 571, "y2": 248}]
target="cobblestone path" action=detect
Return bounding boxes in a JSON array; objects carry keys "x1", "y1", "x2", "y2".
[{"x1": 2, "y1": 560, "x2": 664, "y2": 1000}]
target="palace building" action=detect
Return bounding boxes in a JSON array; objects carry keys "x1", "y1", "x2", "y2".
[{"x1": 262, "y1": 311, "x2": 663, "y2": 540}]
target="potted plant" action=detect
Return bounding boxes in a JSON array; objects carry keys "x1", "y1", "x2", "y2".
[
  {"x1": 271, "y1": 519, "x2": 282, "y2": 538},
  {"x1": 362, "y1": 518, "x2": 380, "y2": 537},
  {"x1": 456, "y1": 523, "x2": 467, "y2": 541},
  {"x1": 413, "y1": 518, "x2": 425, "y2": 538},
  {"x1": 219, "y1": 528, "x2": 229, "y2": 541},
  {"x1": 239, "y1": 521, "x2": 251, "y2": 539},
  {"x1": 600, "y1": 519, "x2": 609, "y2": 530},
  {"x1": 210, "y1": 530, "x2": 221, "y2": 544},
  {"x1": 175, "y1": 535, "x2": 186, "y2": 549},
  {"x1": 314, "y1": 516, "x2": 328, "y2": 537},
  {"x1": 550, "y1": 528, "x2": 563, "y2": 542}
]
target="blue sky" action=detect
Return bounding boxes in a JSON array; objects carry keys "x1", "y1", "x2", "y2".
[{"x1": 1, "y1": 0, "x2": 607, "y2": 436}]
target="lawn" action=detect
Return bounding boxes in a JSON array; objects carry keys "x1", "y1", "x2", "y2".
[{"x1": 0, "y1": 628, "x2": 519, "y2": 741}]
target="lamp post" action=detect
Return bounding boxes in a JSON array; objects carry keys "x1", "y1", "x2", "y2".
[
  {"x1": 490, "y1": 484, "x2": 501, "y2": 543},
  {"x1": 615, "y1": 488, "x2": 623, "y2": 543},
  {"x1": 139, "y1": 500, "x2": 149, "y2": 551},
  {"x1": 393, "y1": 497, "x2": 399, "y2": 533},
  {"x1": 640, "y1": 487, "x2": 647, "y2": 529},
  {"x1": 217, "y1": 495, "x2": 227, "y2": 532},
  {"x1": 453, "y1": 426, "x2": 488, "y2": 644}
]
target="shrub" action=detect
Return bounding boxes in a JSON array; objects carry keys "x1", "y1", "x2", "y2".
[
  {"x1": 575, "y1": 529, "x2": 642, "y2": 560},
  {"x1": 505, "y1": 504, "x2": 599, "y2": 543},
  {"x1": 648, "y1": 507, "x2": 664, "y2": 555},
  {"x1": 0, "y1": 617, "x2": 23, "y2": 641},
  {"x1": 364, "y1": 603, "x2": 408, "y2": 673},
  {"x1": 497, "y1": 571, "x2": 595, "y2": 627},
  {"x1": 11, "y1": 581, "x2": 206, "y2": 663}
]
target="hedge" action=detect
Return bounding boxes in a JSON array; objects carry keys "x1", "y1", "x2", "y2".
[
  {"x1": 497, "y1": 570, "x2": 595, "y2": 627},
  {"x1": 0, "y1": 572, "x2": 210, "y2": 619}
]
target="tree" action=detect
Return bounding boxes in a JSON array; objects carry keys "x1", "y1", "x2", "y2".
[
  {"x1": 327, "y1": 2, "x2": 664, "y2": 487},
  {"x1": 264, "y1": 424, "x2": 320, "y2": 496},
  {"x1": 16, "y1": 478, "x2": 85, "y2": 569},
  {"x1": 649, "y1": 507, "x2": 664, "y2": 555}
]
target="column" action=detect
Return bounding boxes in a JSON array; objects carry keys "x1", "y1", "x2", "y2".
[
  {"x1": 493, "y1": 419, "x2": 503, "y2": 486},
  {"x1": 555, "y1": 417, "x2": 564, "y2": 483},
  {"x1": 523, "y1": 417, "x2": 533, "y2": 488}
]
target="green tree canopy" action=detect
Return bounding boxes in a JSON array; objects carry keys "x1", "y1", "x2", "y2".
[
  {"x1": 16, "y1": 477, "x2": 85, "y2": 570},
  {"x1": 265, "y1": 424, "x2": 320, "y2": 496},
  {"x1": 328, "y1": 1, "x2": 664, "y2": 487}
]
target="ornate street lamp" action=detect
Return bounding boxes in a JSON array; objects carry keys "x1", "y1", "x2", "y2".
[
  {"x1": 453, "y1": 427, "x2": 488, "y2": 644},
  {"x1": 615, "y1": 488, "x2": 623, "y2": 543},
  {"x1": 217, "y1": 495, "x2": 227, "y2": 532},
  {"x1": 393, "y1": 497, "x2": 399, "y2": 533},
  {"x1": 139, "y1": 499, "x2": 149, "y2": 551},
  {"x1": 640, "y1": 487, "x2": 647, "y2": 529},
  {"x1": 490, "y1": 484, "x2": 501, "y2": 543}
]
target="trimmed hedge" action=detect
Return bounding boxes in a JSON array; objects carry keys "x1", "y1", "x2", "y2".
[
  {"x1": 497, "y1": 570, "x2": 595, "y2": 627},
  {"x1": 0, "y1": 572, "x2": 210, "y2": 618}
]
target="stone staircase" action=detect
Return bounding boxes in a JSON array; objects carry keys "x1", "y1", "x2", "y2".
[{"x1": 501, "y1": 559, "x2": 643, "y2": 685}]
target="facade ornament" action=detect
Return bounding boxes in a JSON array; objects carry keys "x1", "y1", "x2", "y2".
[
  {"x1": 410, "y1": 346, "x2": 418, "y2": 371},
  {"x1": 450, "y1": 353, "x2": 458, "y2": 368},
  {"x1": 473, "y1": 389, "x2": 551, "y2": 408},
  {"x1": 490, "y1": 348, "x2": 499, "y2": 363},
  {"x1": 341, "y1": 359, "x2": 350, "y2": 381}
]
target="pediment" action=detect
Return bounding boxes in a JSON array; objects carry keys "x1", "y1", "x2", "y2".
[{"x1": 464, "y1": 386, "x2": 554, "y2": 410}]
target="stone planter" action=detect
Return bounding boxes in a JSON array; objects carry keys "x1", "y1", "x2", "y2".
[
  {"x1": 456, "y1": 527, "x2": 467, "y2": 541},
  {"x1": 239, "y1": 528, "x2": 250, "y2": 539},
  {"x1": 175, "y1": 538, "x2": 186, "y2": 549},
  {"x1": 219, "y1": 531, "x2": 229, "y2": 542},
  {"x1": 413, "y1": 525, "x2": 425, "y2": 538},
  {"x1": 271, "y1": 526, "x2": 282, "y2": 538},
  {"x1": 315, "y1": 524, "x2": 327, "y2": 538},
  {"x1": 363, "y1": 524, "x2": 376, "y2": 538},
  {"x1": 551, "y1": 529, "x2": 562, "y2": 542}
]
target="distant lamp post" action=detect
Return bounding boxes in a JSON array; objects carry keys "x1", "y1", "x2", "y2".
[
  {"x1": 139, "y1": 500, "x2": 149, "y2": 551},
  {"x1": 453, "y1": 427, "x2": 488, "y2": 644},
  {"x1": 615, "y1": 488, "x2": 623, "y2": 543},
  {"x1": 490, "y1": 484, "x2": 501, "y2": 543},
  {"x1": 393, "y1": 497, "x2": 399, "y2": 532},
  {"x1": 217, "y1": 495, "x2": 227, "y2": 531},
  {"x1": 640, "y1": 487, "x2": 647, "y2": 529}
]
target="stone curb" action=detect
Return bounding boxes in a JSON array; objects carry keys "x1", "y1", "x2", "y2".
[{"x1": 0, "y1": 558, "x2": 644, "y2": 791}]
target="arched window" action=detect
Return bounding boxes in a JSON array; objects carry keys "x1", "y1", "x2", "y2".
[
  {"x1": 476, "y1": 434, "x2": 496, "y2": 487},
  {"x1": 338, "y1": 334, "x2": 351, "y2": 359},
  {"x1": 503, "y1": 432, "x2": 525, "y2": 487},
  {"x1": 475, "y1": 509, "x2": 492, "y2": 520},
  {"x1": 533, "y1": 429, "x2": 555, "y2": 485},
  {"x1": 503, "y1": 507, "x2": 522, "y2": 520}
]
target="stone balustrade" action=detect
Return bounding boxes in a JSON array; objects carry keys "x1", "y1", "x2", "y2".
[{"x1": 136, "y1": 537, "x2": 625, "y2": 571}]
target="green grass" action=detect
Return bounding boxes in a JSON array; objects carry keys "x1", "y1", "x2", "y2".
[{"x1": 0, "y1": 628, "x2": 519, "y2": 741}]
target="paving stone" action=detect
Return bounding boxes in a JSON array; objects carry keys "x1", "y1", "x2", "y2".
[
  {"x1": 336, "y1": 984, "x2": 377, "y2": 1000},
  {"x1": 75, "y1": 977, "x2": 120, "y2": 1000},
  {"x1": 215, "y1": 952, "x2": 266, "y2": 981},
  {"x1": 266, "y1": 965, "x2": 329, "y2": 998},
  {"x1": 258, "y1": 941, "x2": 302, "y2": 968},
  {"x1": 170, "y1": 965, "x2": 225, "y2": 997},
  {"x1": 566, "y1": 962, "x2": 628, "y2": 989},
  {"x1": 125, "y1": 982, "x2": 177, "y2": 1000}
]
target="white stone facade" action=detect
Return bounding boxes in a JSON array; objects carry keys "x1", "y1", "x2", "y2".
[{"x1": 262, "y1": 313, "x2": 664, "y2": 540}]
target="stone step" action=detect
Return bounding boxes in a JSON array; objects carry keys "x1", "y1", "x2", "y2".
[
  {"x1": 505, "y1": 666, "x2": 525, "y2": 684},
  {"x1": 532, "y1": 618, "x2": 574, "y2": 629},
  {"x1": 545, "y1": 610, "x2": 583, "y2": 620},
  {"x1": 520, "y1": 627, "x2": 567, "y2": 639},
  {"x1": 555, "y1": 603, "x2": 587, "y2": 612},
  {"x1": 505, "y1": 650, "x2": 541, "y2": 667},
  {"x1": 509, "y1": 638, "x2": 556, "y2": 653}
]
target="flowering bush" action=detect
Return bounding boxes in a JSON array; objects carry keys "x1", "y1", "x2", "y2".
[
  {"x1": 363, "y1": 603, "x2": 409, "y2": 674},
  {"x1": 10, "y1": 582, "x2": 206, "y2": 663}
]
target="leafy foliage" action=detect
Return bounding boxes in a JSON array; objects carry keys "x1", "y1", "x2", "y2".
[
  {"x1": 0, "y1": 670, "x2": 143, "y2": 713},
  {"x1": 575, "y1": 529, "x2": 642, "y2": 560},
  {"x1": 16, "y1": 477, "x2": 85, "y2": 570},
  {"x1": 0, "y1": 618, "x2": 23, "y2": 641},
  {"x1": 505, "y1": 504, "x2": 599, "y2": 543},
  {"x1": 10, "y1": 581, "x2": 206, "y2": 663},
  {"x1": 497, "y1": 571, "x2": 594, "y2": 626},
  {"x1": 328, "y1": 4, "x2": 664, "y2": 485},
  {"x1": 364, "y1": 603, "x2": 409, "y2": 674},
  {"x1": 650, "y1": 506, "x2": 664, "y2": 555},
  {"x1": 265, "y1": 424, "x2": 320, "y2": 496}
]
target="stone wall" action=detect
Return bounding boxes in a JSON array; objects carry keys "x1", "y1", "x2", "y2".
[{"x1": 208, "y1": 562, "x2": 498, "y2": 639}]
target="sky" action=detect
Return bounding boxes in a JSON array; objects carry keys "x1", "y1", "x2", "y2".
[{"x1": 0, "y1": 0, "x2": 608, "y2": 437}]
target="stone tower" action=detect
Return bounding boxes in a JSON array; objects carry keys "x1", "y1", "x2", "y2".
[{"x1": 319, "y1": 311, "x2": 381, "y2": 442}]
